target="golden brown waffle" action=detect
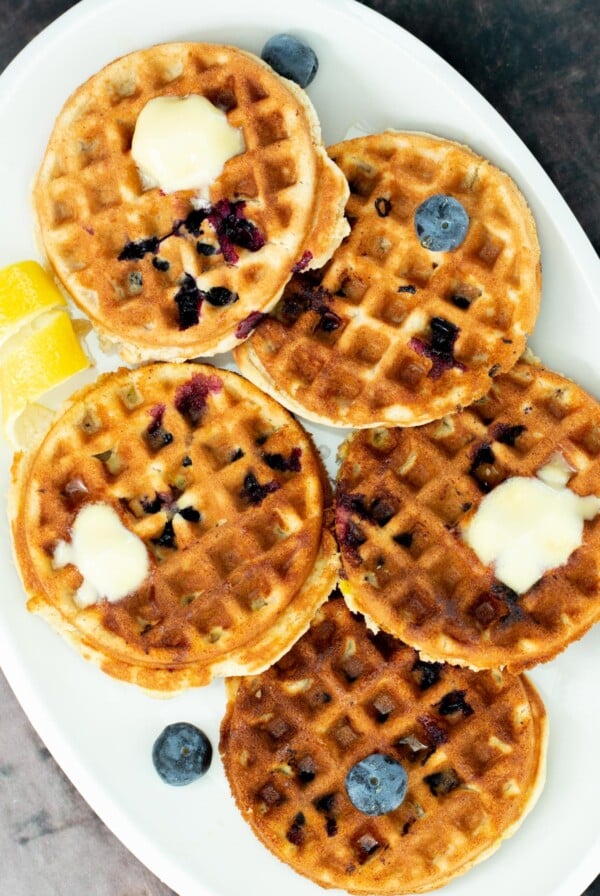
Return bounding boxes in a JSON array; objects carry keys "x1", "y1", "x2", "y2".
[
  {"x1": 9, "y1": 363, "x2": 338, "y2": 692},
  {"x1": 336, "y1": 355, "x2": 600, "y2": 672},
  {"x1": 220, "y1": 597, "x2": 547, "y2": 895},
  {"x1": 33, "y1": 43, "x2": 349, "y2": 363},
  {"x1": 235, "y1": 131, "x2": 541, "y2": 427}
]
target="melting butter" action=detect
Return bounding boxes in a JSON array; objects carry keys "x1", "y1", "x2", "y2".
[
  {"x1": 536, "y1": 452, "x2": 575, "y2": 489},
  {"x1": 131, "y1": 95, "x2": 245, "y2": 194},
  {"x1": 463, "y1": 475, "x2": 600, "y2": 594},
  {"x1": 53, "y1": 503, "x2": 149, "y2": 608}
]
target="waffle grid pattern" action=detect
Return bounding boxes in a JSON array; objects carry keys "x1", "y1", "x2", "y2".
[
  {"x1": 221, "y1": 599, "x2": 545, "y2": 895},
  {"x1": 336, "y1": 359, "x2": 600, "y2": 671},
  {"x1": 34, "y1": 43, "x2": 336, "y2": 360},
  {"x1": 12, "y1": 364, "x2": 335, "y2": 688},
  {"x1": 236, "y1": 131, "x2": 541, "y2": 427}
]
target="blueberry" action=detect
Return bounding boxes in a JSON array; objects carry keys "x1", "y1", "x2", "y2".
[
  {"x1": 150, "y1": 519, "x2": 177, "y2": 550},
  {"x1": 414, "y1": 194, "x2": 469, "y2": 252},
  {"x1": 204, "y1": 286, "x2": 239, "y2": 307},
  {"x1": 174, "y1": 273, "x2": 202, "y2": 330},
  {"x1": 261, "y1": 34, "x2": 319, "y2": 88},
  {"x1": 240, "y1": 471, "x2": 280, "y2": 505},
  {"x1": 118, "y1": 236, "x2": 160, "y2": 261},
  {"x1": 345, "y1": 753, "x2": 408, "y2": 816},
  {"x1": 152, "y1": 723, "x2": 212, "y2": 786},
  {"x1": 178, "y1": 505, "x2": 201, "y2": 523},
  {"x1": 196, "y1": 242, "x2": 217, "y2": 256}
]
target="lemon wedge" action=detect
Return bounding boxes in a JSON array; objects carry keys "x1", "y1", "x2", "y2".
[
  {"x1": 0, "y1": 308, "x2": 91, "y2": 449},
  {"x1": 0, "y1": 260, "x2": 66, "y2": 346}
]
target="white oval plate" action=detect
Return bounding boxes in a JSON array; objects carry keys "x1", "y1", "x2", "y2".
[{"x1": 1, "y1": 1, "x2": 599, "y2": 895}]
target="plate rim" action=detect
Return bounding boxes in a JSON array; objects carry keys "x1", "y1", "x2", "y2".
[{"x1": 1, "y1": 1, "x2": 599, "y2": 895}]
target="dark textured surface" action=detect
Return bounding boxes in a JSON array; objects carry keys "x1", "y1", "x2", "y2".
[
  {"x1": 358, "y1": 0, "x2": 599, "y2": 255},
  {"x1": 0, "y1": 1, "x2": 598, "y2": 894}
]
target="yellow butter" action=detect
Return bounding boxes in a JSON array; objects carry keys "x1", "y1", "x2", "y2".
[
  {"x1": 132, "y1": 95, "x2": 245, "y2": 194},
  {"x1": 53, "y1": 503, "x2": 149, "y2": 607},
  {"x1": 463, "y1": 476, "x2": 600, "y2": 593}
]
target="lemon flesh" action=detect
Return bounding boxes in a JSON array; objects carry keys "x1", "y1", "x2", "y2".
[{"x1": 0, "y1": 308, "x2": 90, "y2": 449}]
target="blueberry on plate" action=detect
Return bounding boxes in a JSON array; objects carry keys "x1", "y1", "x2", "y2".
[
  {"x1": 261, "y1": 34, "x2": 319, "y2": 88},
  {"x1": 345, "y1": 753, "x2": 408, "y2": 815},
  {"x1": 152, "y1": 723, "x2": 212, "y2": 786},
  {"x1": 414, "y1": 194, "x2": 469, "y2": 252}
]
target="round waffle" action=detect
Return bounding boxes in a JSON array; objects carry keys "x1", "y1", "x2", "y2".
[
  {"x1": 220, "y1": 597, "x2": 547, "y2": 895},
  {"x1": 235, "y1": 130, "x2": 541, "y2": 428},
  {"x1": 336, "y1": 355, "x2": 600, "y2": 672},
  {"x1": 9, "y1": 363, "x2": 338, "y2": 692},
  {"x1": 33, "y1": 43, "x2": 349, "y2": 363}
]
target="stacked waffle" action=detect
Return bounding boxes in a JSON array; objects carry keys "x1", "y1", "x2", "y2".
[
  {"x1": 221, "y1": 133, "x2": 600, "y2": 892},
  {"x1": 13, "y1": 37, "x2": 600, "y2": 896},
  {"x1": 10, "y1": 364, "x2": 337, "y2": 691},
  {"x1": 33, "y1": 42, "x2": 349, "y2": 362},
  {"x1": 12, "y1": 40, "x2": 347, "y2": 690}
]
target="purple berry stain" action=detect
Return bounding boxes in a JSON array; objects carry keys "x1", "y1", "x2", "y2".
[
  {"x1": 240, "y1": 471, "x2": 280, "y2": 505},
  {"x1": 235, "y1": 311, "x2": 268, "y2": 340},
  {"x1": 491, "y1": 423, "x2": 526, "y2": 446},
  {"x1": 208, "y1": 199, "x2": 265, "y2": 264},
  {"x1": 418, "y1": 713, "x2": 449, "y2": 749},
  {"x1": 291, "y1": 251, "x2": 313, "y2": 273},
  {"x1": 262, "y1": 448, "x2": 302, "y2": 473},
  {"x1": 409, "y1": 317, "x2": 466, "y2": 379},
  {"x1": 335, "y1": 506, "x2": 367, "y2": 566},
  {"x1": 118, "y1": 203, "x2": 265, "y2": 330},
  {"x1": 174, "y1": 373, "x2": 222, "y2": 427},
  {"x1": 145, "y1": 404, "x2": 174, "y2": 452},
  {"x1": 435, "y1": 690, "x2": 474, "y2": 717},
  {"x1": 282, "y1": 279, "x2": 342, "y2": 332}
]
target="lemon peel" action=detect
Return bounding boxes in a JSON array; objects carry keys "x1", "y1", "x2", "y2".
[{"x1": 0, "y1": 260, "x2": 66, "y2": 345}]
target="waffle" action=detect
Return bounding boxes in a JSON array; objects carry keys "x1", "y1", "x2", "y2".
[
  {"x1": 220, "y1": 597, "x2": 547, "y2": 895},
  {"x1": 336, "y1": 354, "x2": 600, "y2": 672},
  {"x1": 235, "y1": 131, "x2": 541, "y2": 428},
  {"x1": 9, "y1": 363, "x2": 338, "y2": 692},
  {"x1": 33, "y1": 43, "x2": 349, "y2": 363}
]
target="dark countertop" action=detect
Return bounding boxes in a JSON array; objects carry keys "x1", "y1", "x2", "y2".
[{"x1": 0, "y1": 2, "x2": 598, "y2": 895}]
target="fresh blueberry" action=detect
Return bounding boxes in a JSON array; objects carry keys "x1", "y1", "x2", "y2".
[
  {"x1": 152, "y1": 723, "x2": 212, "y2": 786},
  {"x1": 345, "y1": 753, "x2": 408, "y2": 815},
  {"x1": 414, "y1": 194, "x2": 469, "y2": 251},
  {"x1": 261, "y1": 34, "x2": 319, "y2": 88}
]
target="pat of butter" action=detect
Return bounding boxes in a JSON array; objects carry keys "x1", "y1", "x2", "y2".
[
  {"x1": 131, "y1": 95, "x2": 245, "y2": 194},
  {"x1": 463, "y1": 477, "x2": 600, "y2": 594},
  {"x1": 53, "y1": 503, "x2": 149, "y2": 608}
]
